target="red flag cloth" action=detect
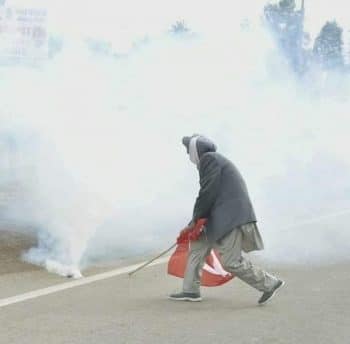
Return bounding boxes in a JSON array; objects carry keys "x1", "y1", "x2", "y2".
[
  {"x1": 167, "y1": 242, "x2": 234, "y2": 287},
  {"x1": 176, "y1": 218, "x2": 208, "y2": 244}
]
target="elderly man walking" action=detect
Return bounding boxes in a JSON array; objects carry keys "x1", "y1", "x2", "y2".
[{"x1": 169, "y1": 134, "x2": 284, "y2": 304}]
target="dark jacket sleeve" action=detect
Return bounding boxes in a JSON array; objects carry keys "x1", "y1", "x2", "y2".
[{"x1": 192, "y1": 154, "x2": 221, "y2": 221}]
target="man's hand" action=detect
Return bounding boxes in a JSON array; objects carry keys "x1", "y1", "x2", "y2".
[
  {"x1": 176, "y1": 227, "x2": 191, "y2": 244},
  {"x1": 176, "y1": 219, "x2": 207, "y2": 244},
  {"x1": 188, "y1": 218, "x2": 207, "y2": 241},
  {"x1": 179, "y1": 227, "x2": 191, "y2": 237}
]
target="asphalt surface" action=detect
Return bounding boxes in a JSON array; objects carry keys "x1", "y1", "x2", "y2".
[{"x1": 0, "y1": 231, "x2": 349, "y2": 344}]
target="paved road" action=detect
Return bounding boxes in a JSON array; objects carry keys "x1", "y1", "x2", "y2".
[{"x1": 0, "y1": 232, "x2": 349, "y2": 344}]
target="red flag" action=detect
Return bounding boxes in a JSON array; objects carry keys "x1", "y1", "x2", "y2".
[{"x1": 167, "y1": 242, "x2": 234, "y2": 287}]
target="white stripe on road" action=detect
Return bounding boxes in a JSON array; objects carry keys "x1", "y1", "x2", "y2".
[{"x1": 0, "y1": 257, "x2": 169, "y2": 309}]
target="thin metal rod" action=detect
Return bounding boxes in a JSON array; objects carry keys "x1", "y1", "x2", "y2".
[{"x1": 128, "y1": 243, "x2": 177, "y2": 276}]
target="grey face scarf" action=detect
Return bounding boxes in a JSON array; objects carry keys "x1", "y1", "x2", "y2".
[{"x1": 189, "y1": 136, "x2": 200, "y2": 166}]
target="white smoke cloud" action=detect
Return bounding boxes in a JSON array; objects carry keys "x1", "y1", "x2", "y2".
[{"x1": 1, "y1": 0, "x2": 350, "y2": 275}]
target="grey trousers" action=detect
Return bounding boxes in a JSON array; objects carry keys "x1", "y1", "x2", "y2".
[{"x1": 183, "y1": 223, "x2": 278, "y2": 294}]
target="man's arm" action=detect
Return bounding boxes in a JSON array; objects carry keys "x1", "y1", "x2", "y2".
[{"x1": 192, "y1": 154, "x2": 221, "y2": 221}]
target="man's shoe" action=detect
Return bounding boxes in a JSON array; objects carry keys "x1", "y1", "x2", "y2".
[
  {"x1": 258, "y1": 280, "x2": 285, "y2": 305},
  {"x1": 168, "y1": 292, "x2": 202, "y2": 302}
]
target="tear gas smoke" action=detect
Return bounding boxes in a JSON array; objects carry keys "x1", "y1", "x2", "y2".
[{"x1": 1, "y1": 0, "x2": 350, "y2": 276}]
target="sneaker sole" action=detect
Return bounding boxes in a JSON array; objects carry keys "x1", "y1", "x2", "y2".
[
  {"x1": 259, "y1": 280, "x2": 285, "y2": 305},
  {"x1": 168, "y1": 296, "x2": 202, "y2": 302}
]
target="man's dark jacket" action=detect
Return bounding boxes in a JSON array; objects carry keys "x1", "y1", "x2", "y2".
[{"x1": 192, "y1": 151, "x2": 257, "y2": 242}]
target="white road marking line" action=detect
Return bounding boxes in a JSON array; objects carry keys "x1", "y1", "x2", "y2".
[{"x1": 0, "y1": 257, "x2": 169, "y2": 309}]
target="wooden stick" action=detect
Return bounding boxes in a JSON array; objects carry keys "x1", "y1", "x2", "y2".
[{"x1": 128, "y1": 243, "x2": 177, "y2": 276}]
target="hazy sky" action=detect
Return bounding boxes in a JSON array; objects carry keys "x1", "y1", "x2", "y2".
[{"x1": 6, "y1": 0, "x2": 350, "y2": 50}]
